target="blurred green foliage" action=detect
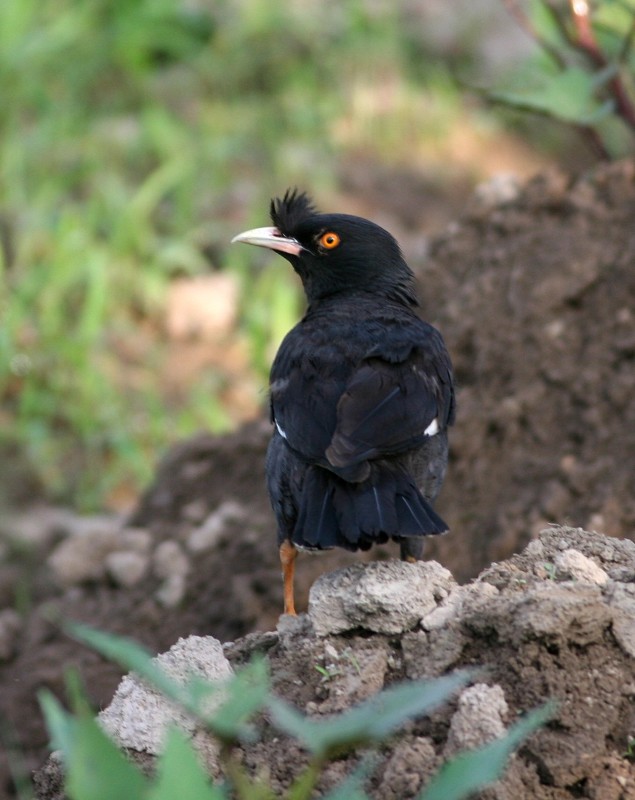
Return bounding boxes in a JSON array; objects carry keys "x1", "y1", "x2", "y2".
[
  {"x1": 3, "y1": 0, "x2": 629, "y2": 509},
  {"x1": 487, "y1": 0, "x2": 635, "y2": 157},
  {"x1": 1, "y1": 0, "x2": 432, "y2": 507}
]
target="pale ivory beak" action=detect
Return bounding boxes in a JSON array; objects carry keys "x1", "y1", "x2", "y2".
[{"x1": 231, "y1": 226, "x2": 303, "y2": 256}]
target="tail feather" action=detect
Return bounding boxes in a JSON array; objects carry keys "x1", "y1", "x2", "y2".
[
  {"x1": 294, "y1": 469, "x2": 338, "y2": 548},
  {"x1": 292, "y1": 464, "x2": 448, "y2": 551}
]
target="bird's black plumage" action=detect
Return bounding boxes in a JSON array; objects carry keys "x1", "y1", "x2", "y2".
[{"x1": 232, "y1": 189, "x2": 455, "y2": 613}]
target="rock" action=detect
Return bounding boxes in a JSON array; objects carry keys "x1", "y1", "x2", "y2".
[
  {"x1": 187, "y1": 501, "x2": 245, "y2": 553},
  {"x1": 49, "y1": 528, "x2": 121, "y2": 587},
  {"x1": 48, "y1": 523, "x2": 151, "y2": 587},
  {"x1": 554, "y1": 548, "x2": 609, "y2": 585},
  {"x1": 420, "y1": 581, "x2": 499, "y2": 631},
  {"x1": 32, "y1": 526, "x2": 635, "y2": 800},
  {"x1": 99, "y1": 635, "x2": 232, "y2": 770},
  {"x1": 606, "y1": 583, "x2": 635, "y2": 659},
  {"x1": 153, "y1": 541, "x2": 190, "y2": 607},
  {"x1": 402, "y1": 627, "x2": 466, "y2": 678},
  {"x1": 511, "y1": 583, "x2": 612, "y2": 646},
  {"x1": 444, "y1": 683, "x2": 508, "y2": 757},
  {"x1": 377, "y1": 736, "x2": 439, "y2": 800},
  {"x1": 1, "y1": 506, "x2": 77, "y2": 550},
  {"x1": 105, "y1": 551, "x2": 149, "y2": 588},
  {"x1": 308, "y1": 560, "x2": 456, "y2": 635}
]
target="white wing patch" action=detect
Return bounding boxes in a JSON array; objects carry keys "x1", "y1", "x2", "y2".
[
  {"x1": 424, "y1": 417, "x2": 439, "y2": 437},
  {"x1": 275, "y1": 419, "x2": 288, "y2": 440}
]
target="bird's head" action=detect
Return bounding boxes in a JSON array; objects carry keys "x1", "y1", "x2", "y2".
[{"x1": 231, "y1": 189, "x2": 418, "y2": 307}]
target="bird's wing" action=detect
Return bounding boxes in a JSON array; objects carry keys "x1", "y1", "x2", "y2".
[
  {"x1": 325, "y1": 345, "x2": 454, "y2": 473},
  {"x1": 269, "y1": 363, "x2": 344, "y2": 462}
]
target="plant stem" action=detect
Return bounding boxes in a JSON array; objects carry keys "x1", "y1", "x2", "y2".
[{"x1": 568, "y1": 0, "x2": 635, "y2": 130}]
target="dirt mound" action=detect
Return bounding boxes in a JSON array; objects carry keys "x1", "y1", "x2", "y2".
[
  {"x1": 34, "y1": 527, "x2": 635, "y2": 799},
  {"x1": 2, "y1": 159, "x2": 635, "y2": 798},
  {"x1": 420, "y1": 160, "x2": 635, "y2": 578}
]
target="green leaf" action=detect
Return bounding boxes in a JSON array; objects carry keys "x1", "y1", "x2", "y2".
[
  {"x1": 67, "y1": 622, "x2": 269, "y2": 743},
  {"x1": 40, "y1": 689, "x2": 148, "y2": 800},
  {"x1": 269, "y1": 671, "x2": 473, "y2": 757},
  {"x1": 66, "y1": 623, "x2": 191, "y2": 708},
  {"x1": 208, "y1": 658, "x2": 270, "y2": 742},
  {"x1": 39, "y1": 690, "x2": 77, "y2": 761},
  {"x1": 319, "y1": 757, "x2": 373, "y2": 800},
  {"x1": 147, "y1": 727, "x2": 226, "y2": 800},
  {"x1": 420, "y1": 704, "x2": 554, "y2": 800},
  {"x1": 489, "y1": 66, "x2": 617, "y2": 124}
]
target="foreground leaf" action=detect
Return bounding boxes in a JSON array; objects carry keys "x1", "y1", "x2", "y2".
[
  {"x1": 67, "y1": 622, "x2": 269, "y2": 742},
  {"x1": 269, "y1": 671, "x2": 473, "y2": 757},
  {"x1": 208, "y1": 658, "x2": 270, "y2": 742},
  {"x1": 40, "y1": 690, "x2": 148, "y2": 800},
  {"x1": 148, "y1": 727, "x2": 226, "y2": 800},
  {"x1": 66, "y1": 623, "x2": 190, "y2": 707},
  {"x1": 421, "y1": 704, "x2": 554, "y2": 800}
]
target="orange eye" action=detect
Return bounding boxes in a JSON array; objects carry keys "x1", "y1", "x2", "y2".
[{"x1": 319, "y1": 231, "x2": 340, "y2": 250}]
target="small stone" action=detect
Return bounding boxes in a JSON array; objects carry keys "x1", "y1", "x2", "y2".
[
  {"x1": 509, "y1": 583, "x2": 611, "y2": 646},
  {"x1": 153, "y1": 542, "x2": 190, "y2": 608},
  {"x1": 155, "y1": 574, "x2": 187, "y2": 609},
  {"x1": 105, "y1": 551, "x2": 149, "y2": 588},
  {"x1": 49, "y1": 528, "x2": 120, "y2": 586},
  {"x1": 118, "y1": 528, "x2": 152, "y2": 553},
  {"x1": 153, "y1": 541, "x2": 189, "y2": 580},
  {"x1": 187, "y1": 501, "x2": 245, "y2": 553},
  {"x1": 554, "y1": 549, "x2": 609, "y2": 585},
  {"x1": 403, "y1": 628, "x2": 465, "y2": 679},
  {"x1": 444, "y1": 684, "x2": 508, "y2": 757}
]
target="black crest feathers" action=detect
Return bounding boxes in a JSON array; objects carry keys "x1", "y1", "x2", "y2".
[{"x1": 270, "y1": 189, "x2": 318, "y2": 236}]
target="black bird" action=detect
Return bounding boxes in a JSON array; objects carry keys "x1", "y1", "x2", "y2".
[{"x1": 232, "y1": 190, "x2": 455, "y2": 615}]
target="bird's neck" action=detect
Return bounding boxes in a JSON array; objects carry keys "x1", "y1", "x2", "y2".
[{"x1": 305, "y1": 285, "x2": 419, "y2": 315}]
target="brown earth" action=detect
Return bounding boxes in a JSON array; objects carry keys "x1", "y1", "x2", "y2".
[
  {"x1": 1, "y1": 159, "x2": 635, "y2": 798},
  {"x1": 33, "y1": 526, "x2": 635, "y2": 799}
]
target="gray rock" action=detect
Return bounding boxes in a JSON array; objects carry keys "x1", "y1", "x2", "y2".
[
  {"x1": 554, "y1": 549, "x2": 609, "y2": 585},
  {"x1": 48, "y1": 523, "x2": 151, "y2": 587},
  {"x1": 105, "y1": 551, "x2": 149, "y2": 588},
  {"x1": 99, "y1": 635, "x2": 233, "y2": 770},
  {"x1": 606, "y1": 583, "x2": 635, "y2": 658},
  {"x1": 421, "y1": 581, "x2": 499, "y2": 631},
  {"x1": 153, "y1": 541, "x2": 190, "y2": 607},
  {"x1": 466, "y1": 582, "x2": 613, "y2": 647},
  {"x1": 402, "y1": 627, "x2": 466, "y2": 679},
  {"x1": 187, "y1": 500, "x2": 245, "y2": 553},
  {"x1": 49, "y1": 528, "x2": 121, "y2": 586},
  {"x1": 444, "y1": 683, "x2": 509, "y2": 757},
  {"x1": 308, "y1": 560, "x2": 456, "y2": 636}
]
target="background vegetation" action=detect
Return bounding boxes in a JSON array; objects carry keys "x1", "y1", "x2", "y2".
[{"x1": 1, "y1": 0, "x2": 632, "y2": 509}]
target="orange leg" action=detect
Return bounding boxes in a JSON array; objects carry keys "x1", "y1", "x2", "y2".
[{"x1": 279, "y1": 540, "x2": 298, "y2": 616}]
